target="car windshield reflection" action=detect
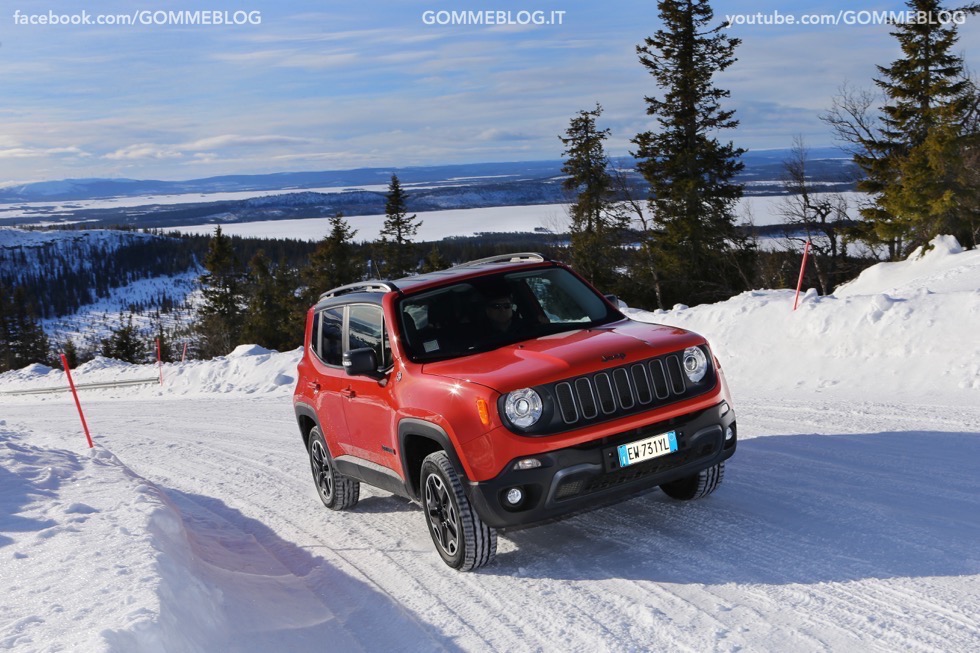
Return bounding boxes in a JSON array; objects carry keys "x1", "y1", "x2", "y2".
[{"x1": 399, "y1": 268, "x2": 618, "y2": 361}]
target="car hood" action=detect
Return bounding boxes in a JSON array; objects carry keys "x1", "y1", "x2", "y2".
[{"x1": 420, "y1": 319, "x2": 706, "y2": 393}]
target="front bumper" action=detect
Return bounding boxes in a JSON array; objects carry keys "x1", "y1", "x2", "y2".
[{"x1": 465, "y1": 401, "x2": 736, "y2": 529}]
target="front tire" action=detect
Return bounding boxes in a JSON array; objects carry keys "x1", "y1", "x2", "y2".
[
  {"x1": 421, "y1": 451, "x2": 496, "y2": 571},
  {"x1": 660, "y1": 462, "x2": 725, "y2": 500},
  {"x1": 308, "y1": 426, "x2": 359, "y2": 510}
]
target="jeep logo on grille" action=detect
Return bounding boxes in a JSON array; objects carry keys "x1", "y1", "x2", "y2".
[{"x1": 602, "y1": 352, "x2": 626, "y2": 362}]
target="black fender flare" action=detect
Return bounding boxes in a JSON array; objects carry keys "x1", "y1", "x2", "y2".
[
  {"x1": 398, "y1": 418, "x2": 468, "y2": 497},
  {"x1": 293, "y1": 401, "x2": 322, "y2": 449}
]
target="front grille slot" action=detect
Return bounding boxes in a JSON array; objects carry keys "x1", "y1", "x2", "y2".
[
  {"x1": 666, "y1": 355, "x2": 687, "y2": 394},
  {"x1": 575, "y1": 378, "x2": 598, "y2": 419},
  {"x1": 613, "y1": 368, "x2": 634, "y2": 409},
  {"x1": 595, "y1": 373, "x2": 616, "y2": 414},
  {"x1": 555, "y1": 382, "x2": 578, "y2": 423},
  {"x1": 632, "y1": 364, "x2": 653, "y2": 404},
  {"x1": 547, "y1": 351, "x2": 711, "y2": 432},
  {"x1": 650, "y1": 359, "x2": 670, "y2": 399}
]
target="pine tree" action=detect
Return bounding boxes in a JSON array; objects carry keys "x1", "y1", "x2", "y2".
[
  {"x1": 632, "y1": 0, "x2": 749, "y2": 307},
  {"x1": 62, "y1": 338, "x2": 80, "y2": 369},
  {"x1": 419, "y1": 245, "x2": 450, "y2": 273},
  {"x1": 100, "y1": 314, "x2": 146, "y2": 364},
  {"x1": 242, "y1": 251, "x2": 302, "y2": 351},
  {"x1": 0, "y1": 283, "x2": 10, "y2": 371},
  {"x1": 302, "y1": 213, "x2": 360, "y2": 306},
  {"x1": 273, "y1": 262, "x2": 305, "y2": 351},
  {"x1": 376, "y1": 175, "x2": 421, "y2": 278},
  {"x1": 559, "y1": 103, "x2": 628, "y2": 291},
  {"x1": 153, "y1": 322, "x2": 172, "y2": 363},
  {"x1": 0, "y1": 285, "x2": 51, "y2": 371},
  {"x1": 824, "y1": 1, "x2": 980, "y2": 256},
  {"x1": 196, "y1": 226, "x2": 245, "y2": 357}
]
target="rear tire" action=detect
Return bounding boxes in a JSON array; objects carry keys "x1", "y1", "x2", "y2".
[
  {"x1": 421, "y1": 451, "x2": 496, "y2": 571},
  {"x1": 660, "y1": 462, "x2": 725, "y2": 500},
  {"x1": 308, "y1": 426, "x2": 359, "y2": 510}
]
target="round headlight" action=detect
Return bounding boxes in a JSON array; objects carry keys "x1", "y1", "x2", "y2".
[
  {"x1": 682, "y1": 347, "x2": 708, "y2": 383},
  {"x1": 504, "y1": 388, "x2": 543, "y2": 429}
]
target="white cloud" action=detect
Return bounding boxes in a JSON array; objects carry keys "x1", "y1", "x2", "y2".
[
  {"x1": 0, "y1": 145, "x2": 89, "y2": 159},
  {"x1": 183, "y1": 134, "x2": 312, "y2": 150},
  {"x1": 212, "y1": 49, "x2": 358, "y2": 69},
  {"x1": 475, "y1": 128, "x2": 533, "y2": 142},
  {"x1": 104, "y1": 144, "x2": 183, "y2": 160}
]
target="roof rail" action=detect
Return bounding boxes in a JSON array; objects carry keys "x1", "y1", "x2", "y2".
[
  {"x1": 319, "y1": 280, "x2": 398, "y2": 301},
  {"x1": 456, "y1": 252, "x2": 548, "y2": 268}
]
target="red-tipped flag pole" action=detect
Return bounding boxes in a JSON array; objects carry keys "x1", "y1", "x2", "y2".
[
  {"x1": 60, "y1": 353, "x2": 94, "y2": 449},
  {"x1": 156, "y1": 338, "x2": 163, "y2": 385},
  {"x1": 793, "y1": 239, "x2": 812, "y2": 311}
]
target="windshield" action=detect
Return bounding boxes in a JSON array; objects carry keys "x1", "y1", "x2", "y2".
[{"x1": 398, "y1": 267, "x2": 620, "y2": 361}]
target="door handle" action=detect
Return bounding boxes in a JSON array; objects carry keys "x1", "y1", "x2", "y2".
[
  {"x1": 307, "y1": 381, "x2": 321, "y2": 393},
  {"x1": 341, "y1": 387, "x2": 356, "y2": 399}
]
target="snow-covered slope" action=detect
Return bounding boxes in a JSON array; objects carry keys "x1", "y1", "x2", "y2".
[
  {"x1": 0, "y1": 227, "x2": 156, "y2": 281},
  {"x1": 1, "y1": 226, "x2": 199, "y2": 349},
  {"x1": 1, "y1": 237, "x2": 978, "y2": 652},
  {"x1": 627, "y1": 235, "x2": 980, "y2": 404}
]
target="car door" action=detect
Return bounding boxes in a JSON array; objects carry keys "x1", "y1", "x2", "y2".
[
  {"x1": 307, "y1": 305, "x2": 356, "y2": 457},
  {"x1": 341, "y1": 303, "x2": 399, "y2": 470}
]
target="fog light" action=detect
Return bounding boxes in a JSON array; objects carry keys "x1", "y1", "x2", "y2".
[
  {"x1": 505, "y1": 487, "x2": 524, "y2": 505},
  {"x1": 725, "y1": 426, "x2": 734, "y2": 441},
  {"x1": 513, "y1": 458, "x2": 542, "y2": 470}
]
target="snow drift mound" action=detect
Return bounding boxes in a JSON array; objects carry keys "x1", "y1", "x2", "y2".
[
  {"x1": 0, "y1": 424, "x2": 379, "y2": 652},
  {"x1": 834, "y1": 235, "x2": 979, "y2": 296},
  {"x1": 627, "y1": 236, "x2": 980, "y2": 403},
  {"x1": 0, "y1": 349, "x2": 301, "y2": 398},
  {"x1": 0, "y1": 426, "x2": 191, "y2": 651}
]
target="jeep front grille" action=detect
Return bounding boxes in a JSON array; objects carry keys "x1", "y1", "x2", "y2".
[
  {"x1": 554, "y1": 353, "x2": 690, "y2": 425},
  {"x1": 503, "y1": 348, "x2": 716, "y2": 436}
]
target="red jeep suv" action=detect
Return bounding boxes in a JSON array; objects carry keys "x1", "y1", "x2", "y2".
[{"x1": 293, "y1": 253, "x2": 736, "y2": 570}]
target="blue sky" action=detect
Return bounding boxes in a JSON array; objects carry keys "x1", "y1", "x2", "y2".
[{"x1": 1, "y1": 1, "x2": 977, "y2": 183}]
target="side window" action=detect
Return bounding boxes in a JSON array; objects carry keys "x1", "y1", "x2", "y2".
[
  {"x1": 348, "y1": 304, "x2": 390, "y2": 370},
  {"x1": 310, "y1": 311, "x2": 320, "y2": 353},
  {"x1": 314, "y1": 306, "x2": 344, "y2": 366}
]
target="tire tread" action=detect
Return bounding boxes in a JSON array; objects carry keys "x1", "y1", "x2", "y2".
[{"x1": 423, "y1": 451, "x2": 497, "y2": 571}]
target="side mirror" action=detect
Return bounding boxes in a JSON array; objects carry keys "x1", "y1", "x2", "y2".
[{"x1": 343, "y1": 347, "x2": 383, "y2": 379}]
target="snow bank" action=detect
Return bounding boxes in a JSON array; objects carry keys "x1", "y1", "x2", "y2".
[
  {"x1": 0, "y1": 349, "x2": 302, "y2": 399},
  {"x1": 0, "y1": 424, "x2": 376, "y2": 652},
  {"x1": 162, "y1": 347, "x2": 300, "y2": 395},
  {"x1": 834, "y1": 235, "x2": 976, "y2": 296},
  {"x1": 629, "y1": 236, "x2": 980, "y2": 403},
  {"x1": 0, "y1": 425, "x2": 175, "y2": 651}
]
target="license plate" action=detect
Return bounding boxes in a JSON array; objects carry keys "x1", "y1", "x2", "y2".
[{"x1": 617, "y1": 431, "x2": 678, "y2": 467}]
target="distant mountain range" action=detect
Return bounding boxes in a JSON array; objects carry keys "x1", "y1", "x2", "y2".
[{"x1": 0, "y1": 149, "x2": 859, "y2": 230}]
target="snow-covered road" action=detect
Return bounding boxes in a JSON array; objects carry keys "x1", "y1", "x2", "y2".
[{"x1": 3, "y1": 393, "x2": 978, "y2": 652}]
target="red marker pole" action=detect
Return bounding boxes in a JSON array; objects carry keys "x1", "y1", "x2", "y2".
[
  {"x1": 793, "y1": 239, "x2": 812, "y2": 311},
  {"x1": 156, "y1": 338, "x2": 163, "y2": 385},
  {"x1": 60, "y1": 353, "x2": 94, "y2": 449},
  {"x1": 181, "y1": 341, "x2": 188, "y2": 363}
]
